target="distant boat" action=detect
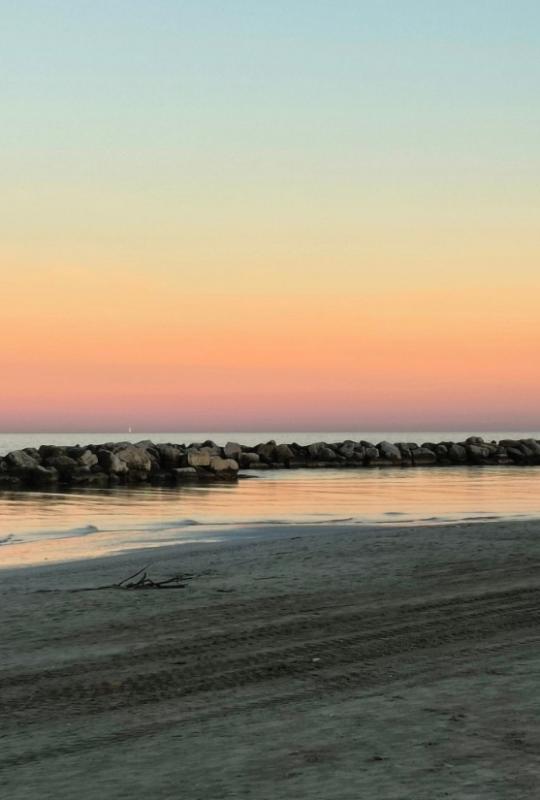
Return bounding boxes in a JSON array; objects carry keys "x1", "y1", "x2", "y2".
[{"x1": 128, "y1": 426, "x2": 132, "y2": 433}]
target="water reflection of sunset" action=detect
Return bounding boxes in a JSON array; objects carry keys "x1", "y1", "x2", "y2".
[{"x1": 2, "y1": 467, "x2": 539, "y2": 568}]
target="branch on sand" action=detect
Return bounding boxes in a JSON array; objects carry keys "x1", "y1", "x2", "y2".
[
  {"x1": 37, "y1": 564, "x2": 194, "y2": 593},
  {"x1": 116, "y1": 565, "x2": 190, "y2": 590}
]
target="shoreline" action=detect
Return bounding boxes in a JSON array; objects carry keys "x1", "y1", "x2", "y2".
[
  {"x1": 3, "y1": 518, "x2": 540, "y2": 797},
  {"x1": 3, "y1": 513, "x2": 540, "y2": 574}
]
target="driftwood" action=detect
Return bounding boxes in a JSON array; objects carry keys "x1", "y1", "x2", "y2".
[
  {"x1": 36, "y1": 564, "x2": 194, "y2": 593},
  {"x1": 116, "y1": 565, "x2": 189, "y2": 590}
]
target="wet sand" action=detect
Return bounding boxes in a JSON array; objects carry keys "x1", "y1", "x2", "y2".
[{"x1": 2, "y1": 519, "x2": 540, "y2": 799}]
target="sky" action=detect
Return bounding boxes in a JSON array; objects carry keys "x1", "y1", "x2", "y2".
[{"x1": 1, "y1": 1, "x2": 539, "y2": 431}]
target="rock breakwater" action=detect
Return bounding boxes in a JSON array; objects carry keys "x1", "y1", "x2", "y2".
[{"x1": 1, "y1": 436, "x2": 540, "y2": 491}]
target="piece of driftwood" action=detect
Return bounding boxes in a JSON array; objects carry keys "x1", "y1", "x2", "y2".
[
  {"x1": 36, "y1": 564, "x2": 194, "y2": 593},
  {"x1": 117, "y1": 566, "x2": 188, "y2": 590}
]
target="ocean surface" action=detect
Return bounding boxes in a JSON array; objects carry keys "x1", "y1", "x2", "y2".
[{"x1": 1, "y1": 431, "x2": 539, "y2": 568}]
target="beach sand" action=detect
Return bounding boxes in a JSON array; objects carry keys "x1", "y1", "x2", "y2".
[{"x1": 2, "y1": 519, "x2": 540, "y2": 799}]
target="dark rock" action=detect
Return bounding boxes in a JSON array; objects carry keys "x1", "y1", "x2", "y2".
[
  {"x1": 364, "y1": 446, "x2": 380, "y2": 464},
  {"x1": 377, "y1": 442, "x2": 401, "y2": 463},
  {"x1": 412, "y1": 447, "x2": 437, "y2": 466},
  {"x1": 257, "y1": 442, "x2": 277, "y2": 463},
  {"x1": 448, "y1": 443, "x2": 467, "y2": 463},
  {"x1": 97, "y1": 449, "x2": 129, "y2": 474},
  {"x1": 45, "y1": 455, "x2": 79, "y2": 479},
  {"x1": 156, "y1": 444, "x2": 186, "y2": 468},
  {"x1": 239, "y1": 452, "x2": 260, "y2": 468},
  {"x1": 275, "y1": 444, "x2": 294, "y2": 464},
  {"x1": 173, "y1": 466, "x2": 198, "y2": 479},
  {"x1": 6, "y1": 450, "x2": 40, "y2": 471}
]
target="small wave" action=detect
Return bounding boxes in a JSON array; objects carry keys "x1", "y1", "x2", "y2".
[
  {"x1": 136, "y1": 518, "x2": 202, "y2": 532},
  {"x1": 0, "y1": 534, "x2": 15, "y2": 545},
  {"x1": 49, "y1": 524, "x2": 100, "y2": 538}
]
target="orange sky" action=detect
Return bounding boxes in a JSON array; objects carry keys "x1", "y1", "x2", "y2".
[{"x1": 2, "y1": 3, "x2": 539, "y2": 431}]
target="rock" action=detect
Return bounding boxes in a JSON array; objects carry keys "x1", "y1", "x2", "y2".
[
  {"x1": 115, "y1": 445, "x2": 152, "y2": 472},
  {"x1": 307, "y1": 442, "x2": 325, "y2": 459},
  {"x1": 239, "y1": 452, "x2": 260, "y2": 468},
  {"x1": 156, "y1": 444, "x2": 186, "y2": 467},
  {"x1": 224, "y1": 442, "x2": 243, "y2": 460},
  {"x1": 173, "y1": 467, "x2": 198, "y2": 479},
  {"x1": 29, "y1": 466, "x2": 59, "y2": 486},
  {"x1": 188, "y1": 449, "x2": 212, "y2": 468},
  {"x1": 338, "y1": 441, "x2": 356, "y2": 459},
  {"x1": 44, "y1": 455, "x2": 79, "y2": 479},
  {"x1": 500, "y1": 440, "x2": 518, "y2": 448},
  {"x1": 79, "y1": 450, "x2": 98, "y2": 468},
  {"x1": 38, "y1": 444, "x2": 64, "y2": 459},
  {"x1": 6, "y1": 450, "x2": 40, "y2": 471},
  {"x1": 507, "y1": 447, "x2": 528, "y2": 464},
  {"x1": 377, "y1": 442, "x2": 401, "y2": 463},
  {"x1": 467, "y1": 444, "x2": 491, "y2": 463},
  {"x1": 275, "y1": 444, "x2": 294, "y2": 464},
  {"x1": 412, "y1": 447, "x2": 437, "y2": 465},
  {"x1": 97, "y1": 449, "x2": 129, "y2": 474},
  {"x1": 435, "y1": 444, "x2": 448, "y2": 460},
  {"x1": 256, "y1": 442, "x2": 277, "y2": 464},
  {"x1": 317, "y1": 445, "x2": 337, "y2": 461},
  {"x1": 521, "y1": 439, "x2": 540, "y2": 458},
  {"x1": 209, "y1": 456, "x2": 239, "y2": 475},
  {"x1": 448, "y1": 443, "x2": 467, "y2": 463},
  {"x1": 364, "y1": 446, "x2": 380, "y2": 464}
]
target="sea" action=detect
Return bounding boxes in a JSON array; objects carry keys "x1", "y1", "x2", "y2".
[{"x1": 1, "y1": 431, "x2": 539, "y2": 568}]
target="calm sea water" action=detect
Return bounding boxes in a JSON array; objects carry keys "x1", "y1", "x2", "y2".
[{"x1": 1, "y1": 431, "x2": 539, "y2": 568}]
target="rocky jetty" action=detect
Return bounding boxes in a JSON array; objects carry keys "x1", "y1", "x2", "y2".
[{"x1": 1, "y1": 436, "x2": 539, "y2": 491}]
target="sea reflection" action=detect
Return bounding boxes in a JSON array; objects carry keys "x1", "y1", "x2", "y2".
[{"x1": 1, "y1": 466, "x2": 540, "y2": 567}]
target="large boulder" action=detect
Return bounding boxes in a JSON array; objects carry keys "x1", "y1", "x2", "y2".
[
  {"x1": 239, "y1": 452, "x2": 260, "y2": 468},
  {"x1": 6, "y1": 450, "x2": 40, "y2": 471},
  {"x1": 188, "y1": 448, "x2": 212, "y2": 468},
  {"x1": 97, "y1": 449, "x2": 129, "y2": 474},
  {"x1": 467, "y1": 443, "x2": 491, "y2": 463},
  {"x1": 307, "y1": 442, "x2": 323, "y2": 459},
  {"x1": 412, "y1": 447, "x2": 437, "y2": 466},
  {"x1": 115, "y1": 445, "x2": 152, "y2": 472},
  {"x1": 364, "y1": 446, "x2": 380, "y2": 464},
  {"x1": 275, "y1": 444, "x2": 294, "y2": 464},
  {"x1": 27, "y1": 465, "x2": 59, "y2": 487},
  {"x1": 377, "y1": 442, "x2": 401, "y2": 463},
  {"x1": 209, "y1": 456, "x2": 239, "y2": 476},
  {"x1": 38, "y1": 444, "x2": 65, "y2": 459},
  {"x1": 521, "y1": 439, "x2": 540, "y2": 458},
  {"x1": 79, "y1": 449, "x2": 98, "y2": 468},
  {"x1": 256, "y1": 442, "x2": 277, "y2": 464},
  {"x1": 224, "y1": 442, "x2": 243, "y2": 460},
  {"x1": 156, "y1": 444, "x2": 186, "y2": 468},
  {"x1": 44, "y1": 454, "x2": 79, "y2": 478},
  {"x1": 448, "y1": 443, "x2": 467, "y2": 463},
  {"x1": 338, "y1": 441, "x2": 356, "y2": 459}
]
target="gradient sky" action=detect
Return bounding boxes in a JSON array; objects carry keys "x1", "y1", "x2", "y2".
[{"x1": 1, "y1": 1, "x2": 539, "y2": 431}]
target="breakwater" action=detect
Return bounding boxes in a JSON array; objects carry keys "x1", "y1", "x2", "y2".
[{"x1": 1, "y1": 437, "x2": 540, "y2": 490}]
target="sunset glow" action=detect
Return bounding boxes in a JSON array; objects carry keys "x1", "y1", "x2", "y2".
[{"x1": 2, "y1": 2, "x2": 539, "y2": 431}]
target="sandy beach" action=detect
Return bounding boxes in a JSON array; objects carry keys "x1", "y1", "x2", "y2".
[{"x1": 2, "y1": 518, "x2": 540, "y2": 799}]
